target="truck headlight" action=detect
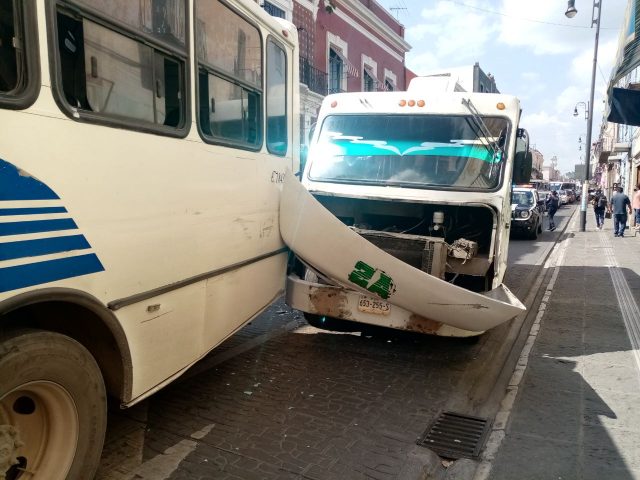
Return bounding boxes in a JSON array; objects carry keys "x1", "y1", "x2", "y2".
[{"x1": 519, "y1": 210, "x2": 531, "y2": 219}]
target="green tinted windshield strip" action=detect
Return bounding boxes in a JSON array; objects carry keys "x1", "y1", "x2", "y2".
[{"x1": 328, "y1": 139, "x2": 502, "y2": 164}]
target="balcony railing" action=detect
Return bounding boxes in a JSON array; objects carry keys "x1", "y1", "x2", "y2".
[{"x1": 299, "y1": 57, "x2": 327, "y2": 96}]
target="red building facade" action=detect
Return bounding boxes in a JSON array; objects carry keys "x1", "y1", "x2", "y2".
[{"x1": 272, "y1": 0, "x2": 411, "y2": 143}]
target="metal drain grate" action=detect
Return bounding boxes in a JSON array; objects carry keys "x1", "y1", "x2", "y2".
[{"x1": 417, "y1": 411, "x2": 491, "y2": 460}]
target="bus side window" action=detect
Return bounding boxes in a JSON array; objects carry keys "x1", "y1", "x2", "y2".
[
  {"x1": 196, "y1": 0, "x2": 263, "y2": 149},
  {"x1": 54, "y1": 4, "x2": 186, "y2": 131},
  {"x1": 160, "y1": 55, "x2": 181, "y2": 127},
  {"x1": 0, "y1": 0, "x2": 18, "y2": 92},
  {"x1": 198, "y1": 69, "x2": 212, "y2": 135},
  {"x1": 57, "y1": 12, "x2": 89, "y2": 109},
  {"x1": 266, "y1": 39, "x2": 287, "y2": 156}
]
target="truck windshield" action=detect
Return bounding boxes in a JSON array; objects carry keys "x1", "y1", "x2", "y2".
[{"x1": 308, "y1": 114, "x2": 510, "y2": 190}]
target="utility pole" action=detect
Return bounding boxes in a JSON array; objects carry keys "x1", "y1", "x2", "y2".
[
  {"x1": 389, "y1": 6, "x2": 407, "y2": 21},
  {"x1": 566, "y1": 0, "x2": 602, "y2": 231}
]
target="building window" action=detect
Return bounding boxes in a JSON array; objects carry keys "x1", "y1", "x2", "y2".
[
  {"x1": 363, "y1": 69, "x2": 375, "y2": 92},
  {"x1": 329, "y1": 48, "x2": 343, "y2": 94},
  {"x1": 263, "y1": 1, "x2": 285, "y2": 19},
  {"x1": 384, "y1": 79, "x2": 394, "y2": 92}
]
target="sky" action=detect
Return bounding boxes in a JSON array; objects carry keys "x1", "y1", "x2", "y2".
[{"x1": 375, "y1": 0, "x2": 629, "y2": 176}]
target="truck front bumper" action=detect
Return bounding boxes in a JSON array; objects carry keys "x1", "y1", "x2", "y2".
[{"x1": 285, "y1": 274, "x2": 484, "y2": 337}]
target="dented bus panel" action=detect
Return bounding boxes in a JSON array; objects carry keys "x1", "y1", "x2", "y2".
[{"x1": 283, "y1": 87, "x2": 528, "y2": 336}]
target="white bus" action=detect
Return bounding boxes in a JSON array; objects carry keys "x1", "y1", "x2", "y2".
[
  {"x1": 0, "y1": 1, "x2": 299, "y2": 478},
  {"x1": 285, "y1": 86, "x2": 530, "y2": 337}
]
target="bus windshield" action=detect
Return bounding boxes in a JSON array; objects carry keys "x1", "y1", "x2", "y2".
[{"x1": 308, "y1": 114, "x2": 510, "y2": 190}]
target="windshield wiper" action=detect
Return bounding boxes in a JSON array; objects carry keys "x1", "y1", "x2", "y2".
[{"x1": 461, "y1": 98, "x2": 502, "y2": 161}]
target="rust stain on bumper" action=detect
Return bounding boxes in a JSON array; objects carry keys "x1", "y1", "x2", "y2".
[
  {"x1": 407, "y1": 314, "x2": 444, "y2": 334},
  {"x1": 308, "y1": 287, "x2": 353, "y2": 320}
]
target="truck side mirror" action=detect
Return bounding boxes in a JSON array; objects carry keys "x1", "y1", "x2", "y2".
[{"x1": 513, "y1": 151, "x2": 533, "y2": 185}]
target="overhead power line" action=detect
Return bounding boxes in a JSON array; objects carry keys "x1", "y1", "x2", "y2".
[{"x1": 442, "y1": 0, "x2": 615, "y2": 29}]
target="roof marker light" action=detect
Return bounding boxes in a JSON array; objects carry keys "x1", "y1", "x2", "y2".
[
  {"x1": 399, "y1": 99, "x2": 407, "y2": 107},
  {"x1": 330, "y1": 100, "x2": 338, "y2": 108},
  {"x1": 417, "y1": 100, "x2": 425, "y2": 107},
  {"x1": 282, "y1": 30, "x2": 289, "y2": 37},
  {"x1": 408, "y1": 99, "x2": 416, "y2": 107},
  {"x1": 496, "y1": 102, "x2": 506, "y2": 110}
]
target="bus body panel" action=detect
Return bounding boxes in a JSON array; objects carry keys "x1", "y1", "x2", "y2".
[{"x1": 1, "y1": 0, "x2": 299, "y2": 403}]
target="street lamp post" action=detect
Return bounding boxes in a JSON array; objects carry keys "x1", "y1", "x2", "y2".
[
  {"x1": 574, "y1": 102, "x2": 589, "y2": 181},
  {"x1": 566, "y1": 0, "x2": 602, "y2": 232},
  {"x1": 574, "y1": 101, "x2": 589, "y2": 120}
]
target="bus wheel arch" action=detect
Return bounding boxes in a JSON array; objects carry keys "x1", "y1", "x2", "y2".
[{"x1": 0, "y1": 288, "x2": 132, "y2": 403}]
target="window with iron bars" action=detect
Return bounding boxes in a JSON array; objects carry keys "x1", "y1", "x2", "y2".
[
  {"x1": 363, "y1": 69, "x2": 375, "y2": 92},
  {"x1": 263, "y1": 1, "x2": 285, "y2": 19}
]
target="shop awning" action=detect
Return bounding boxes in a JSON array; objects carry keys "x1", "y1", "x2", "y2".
[
  {"x1": 598, "y1": 150, "x2": 611, "y2": 164},
  {"x1": 606, "y1": 0, "x2": 640, "y2": 125},
  {"x1": 331, "y1": 49, "x2": 359, "y2": 78},
  {"x1": 607, "y1": 87, "x2": 640, "y2": 127}
]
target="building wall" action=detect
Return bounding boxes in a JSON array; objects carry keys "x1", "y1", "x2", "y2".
[
  {"x1": 474, "y1": 63, "x2": 499, "y2": 93},
  {"x1": 288, "y1": 0, "x2": 410, "y2": 147},
  {"x1": 293, "y1": 1, "x2": 316, "y2": 62},
  {"x1": 313, "y1": 0, "x2": 409, "y2": 92},
  {"x1": 531, "y1": 148, "x2": 544, "y2": 179},
  {"x1": 415, "y1": 63, "x2": 499, "y2": 93}
]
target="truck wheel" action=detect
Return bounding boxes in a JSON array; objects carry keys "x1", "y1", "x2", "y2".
[{"x1": 0, "y1": 330, "x2": 107, "y2": 480}]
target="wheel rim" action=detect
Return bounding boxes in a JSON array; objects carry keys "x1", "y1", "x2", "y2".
[{"x1": 0, "y1": 381, "x2": 79, "y2": 480}]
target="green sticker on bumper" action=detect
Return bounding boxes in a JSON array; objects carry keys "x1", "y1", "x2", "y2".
[{"x1": 348, "y1": 261, "x2": 396, "y2": 299}]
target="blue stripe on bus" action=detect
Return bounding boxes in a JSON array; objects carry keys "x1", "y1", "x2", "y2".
[
  {"x1": 0, "y1": 207, "x2": 68, "y2": 216},
  {"x1": 0, "y1": 254, "x2": 105, "y2": 293},
  {"x1": 0, "y1": 219, "x2": 78, "y2": 236},
  {"x1": 0, "y1": 235, "x2": 91, "y2": 261},
  {"x1": 0, "y1": 159, "x2": 60, "y2": 200}
]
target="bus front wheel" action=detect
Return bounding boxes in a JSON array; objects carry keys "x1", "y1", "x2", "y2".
[{"x1": 0, "y1": 329, "x2": 107, "y2": 480}]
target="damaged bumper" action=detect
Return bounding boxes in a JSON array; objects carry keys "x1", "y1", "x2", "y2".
[{"x1": 286, "y1": 273, "x2": 484, "y2": 337}]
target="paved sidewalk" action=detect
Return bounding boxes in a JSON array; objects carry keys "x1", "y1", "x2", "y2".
[{"x1": 484, "y1": 217, "x2": 640, "y2": 479}]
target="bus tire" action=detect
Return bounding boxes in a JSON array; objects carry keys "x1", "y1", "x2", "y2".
[{"x1": 0, "y1": 329, "x2": 107, "y2": 480}]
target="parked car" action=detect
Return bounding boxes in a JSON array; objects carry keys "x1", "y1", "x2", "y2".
[
  {"x1": 511, "y1": 187, "x2": 544, "y2": 239},
  {"x1": 574, "y1": 187, "x2": 581, "y2": 201},
  {"x1": 567, "y1": 189, "x2": 576, "y2": 203},
  {"x1": 538, "y1": 191, "x2": 550, "y2": 213},
  {"x1": 558, "y1": 190, "x2": 569, "y2": 205}
]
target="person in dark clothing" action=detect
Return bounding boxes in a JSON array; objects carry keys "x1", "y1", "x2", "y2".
[
  {"x1": 592, "y1": 189, "x2": 607, "y2": 230},
  {"x1": 609, "y1": 187, "x2": 633, "y2": 237},
  {"x1": 545, "y1": 190, "x2": 559, "y2": 231}
]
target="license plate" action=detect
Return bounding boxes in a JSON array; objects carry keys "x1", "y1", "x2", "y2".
[{"x1": 357, "y1": 296, "x2": 391, "y2": 315}]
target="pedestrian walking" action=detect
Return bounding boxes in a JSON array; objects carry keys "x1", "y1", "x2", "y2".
[
  {"x1": 592, "y1": 189, "x2": 607, "y2": 230},
  {"x1": 545, "y1": 190, "x2": 559, "y2": 231},
  {"x1": 610, "y1": 186, "x2": 633, "y2": 237},
  {"x1": 632, "y1": 186, "x2": 640, "y2": 230}
]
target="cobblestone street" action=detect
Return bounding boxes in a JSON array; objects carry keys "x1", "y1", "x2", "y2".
[{"x1": 97, "y1": 210, "x2": 574, "y2": 480}]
